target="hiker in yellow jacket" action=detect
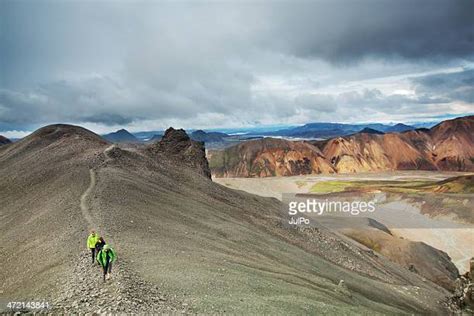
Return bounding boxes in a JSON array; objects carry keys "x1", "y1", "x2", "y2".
[{"x1": 86, "y1": 230, "x2": 100, "y2": 264}]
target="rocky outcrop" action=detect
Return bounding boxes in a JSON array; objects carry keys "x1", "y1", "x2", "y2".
[
  {"x1": 453, "y1": 258, "x2": 474, "y2": 312},
  {"x1": 0, "y1": 135, "x2": 11, "y2": 146},
  {"x1": 147, "y1": 127, "x2": 211, "y2": 179}
]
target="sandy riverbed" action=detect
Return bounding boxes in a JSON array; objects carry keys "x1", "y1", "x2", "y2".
[{"x1": 214, "y1": 171, "x2": 474, "y2": 272}]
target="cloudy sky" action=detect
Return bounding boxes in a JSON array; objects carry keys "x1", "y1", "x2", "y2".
[{"x1": 1, "y1": 0, "x2": 473, "y2": 137}]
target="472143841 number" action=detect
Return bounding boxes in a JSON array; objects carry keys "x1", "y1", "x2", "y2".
[{"x1": 6, "y1": 301, "x2": 50, "y2": 310}]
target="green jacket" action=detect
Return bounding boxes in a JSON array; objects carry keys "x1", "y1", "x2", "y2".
[
  {"x1": 96, "y1": 248, "x2": 116, "y2": 267},
  {"x1": 87, "y1": 234, "x2": 100, "y2": 249}
]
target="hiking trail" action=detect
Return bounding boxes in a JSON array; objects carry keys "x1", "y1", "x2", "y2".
[
  {"x1": 52, "y1": 251, "x2": 184, "y2": 313},
  {"x1": 104, "y1": 144, "x2": 116, "y2": 163},
  {"x1": 54, "y1": 144, "x2": 187, "y2": 313},
  {"x1": 80, "y1": 169, "x2": 96, "y2": 229},
  {"x1": 79, "y1": 144, "x2": 115, "y2": 229}
]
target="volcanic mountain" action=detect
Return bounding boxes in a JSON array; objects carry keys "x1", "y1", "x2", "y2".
[
  {"x1": 210, "y1": 115, "x2": 473, "y2": 177},
  {"x1": 385, "y1": 123, "x2": 415, "y2": 133},
  {"x1": 0, "y1": 135, "x2": 11, "y2": 146},
  {"x1": 190, "y1": 130, "x2": 229, "y2": 143},
  {"x1": 0, "y1": 124, "x2": 458, "y2": 314},
  {"x1": 356, "y1": 127, "x2": 385, "y2": 135},
  {"x1": 320, "y1": 115, "x2": 474, "y2": 173},
  {"x1": 103, "y1": 128, "x2": 139, "y2": 143}
]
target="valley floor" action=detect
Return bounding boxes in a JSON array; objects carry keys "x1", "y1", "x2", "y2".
[
  {"x1": 214, "y1": 171, "x2": 474, "y2": 273},
  {"x1": 214, "y1": 171, "x2": 471, "y2": 200}
]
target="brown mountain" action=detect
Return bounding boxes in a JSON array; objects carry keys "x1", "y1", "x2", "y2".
[
  {"x1": 209, "y1": 137, "x2": 335, "y2": 177},
  {"x1": 0, "y1": 124, "x2": 457, "y2": 314},
  {"x1": 321, "y1": 115, "x2": 474, "y2": 173},
  {"x1": 427, "y1": 115, "x2": 474, "y2": 170},
  {"x1": 210, "y1": 115, "x2": 473, "y2": 177}
]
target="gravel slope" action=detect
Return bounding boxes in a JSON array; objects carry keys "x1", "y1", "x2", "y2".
[{"x1": 0, "y1": 124, "x2": 459, "y2": 314}]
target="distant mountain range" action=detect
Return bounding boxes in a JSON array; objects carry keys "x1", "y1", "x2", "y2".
[
  {"x1": 0, "y1": 118, "x2": 447, "y2": 146},
  {"x1": 263, "y1": 122, "x2": 416, "y2": 138},
  {"x1": 100, "y1": 121, "x2": 423, "y2": 148},
  {"x1": 209, "y1": 115, "x2": 474, "y2": 177},
  {"x1": 102, "y1": 129, "x2": 232, "y2": 144}
]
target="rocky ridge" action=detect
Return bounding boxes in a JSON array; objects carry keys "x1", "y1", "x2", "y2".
[{"x1": 148, "y1": 127, "x2": 211, "y2": 179}]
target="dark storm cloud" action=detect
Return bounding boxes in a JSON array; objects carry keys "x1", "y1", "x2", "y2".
[
  {"x1": 413, "y1": 68, "x2": 474, "y2": 103},
  {"x1": 266, "y1": 0, "x2": 474, "y2": 63},
  {"x1": 0, "y1": 0, "x2": 473, "y2": 132}
]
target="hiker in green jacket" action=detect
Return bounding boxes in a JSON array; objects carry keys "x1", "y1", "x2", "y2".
[
  {"x1": 97, "y1": 244, "x2": 116, "y2": 282},
  {"x1": 86, "y1": 230, "x2": 100, "y2": 263}
]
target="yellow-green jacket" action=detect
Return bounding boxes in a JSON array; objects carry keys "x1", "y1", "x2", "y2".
[{"x1": 87, "y1": 233, "x2": 100, "y2": 249}]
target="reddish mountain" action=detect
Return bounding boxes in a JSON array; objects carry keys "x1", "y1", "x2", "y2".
[
  {"x1": 427, "y1": 116, "x2": 474, "y2": 171},
  {"x1": 210, "y1": 115, "x2": 474, "y2": 177},
  {"x1": 209, "y1": 138, "x2": 335, "y2": 177},
  {"x1": 320, "y1": 129, "x2": 437, "y2": 173}
]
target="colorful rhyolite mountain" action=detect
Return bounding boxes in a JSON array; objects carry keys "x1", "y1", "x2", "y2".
[{"x1": 209, "y1": 115, "x2": 474, "y2": 177}]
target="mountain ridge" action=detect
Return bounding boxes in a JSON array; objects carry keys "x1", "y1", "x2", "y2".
[
  {"x1": 265, "y1": 122, "x2": 416, "y2": 138},
  {"x1": 209, "y1": 115, "x2": 474, "y2": 177}
]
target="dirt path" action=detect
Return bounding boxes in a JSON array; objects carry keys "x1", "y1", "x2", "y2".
[
  {"x1": 79, "y1": 144, "x2": 115, "y2": 229},
  {"x1": 52, "y1": 251, "x2": 184, "y2": 313},
  {"x1": 54, "y1": 145, "x2": 186, "y2": 313},
  {"x1": 103, "y1": 144, "x2": 116, "y2": 163},
  {"x1": 80, "y1": 169, "x2": 96, "y2": 229}
]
